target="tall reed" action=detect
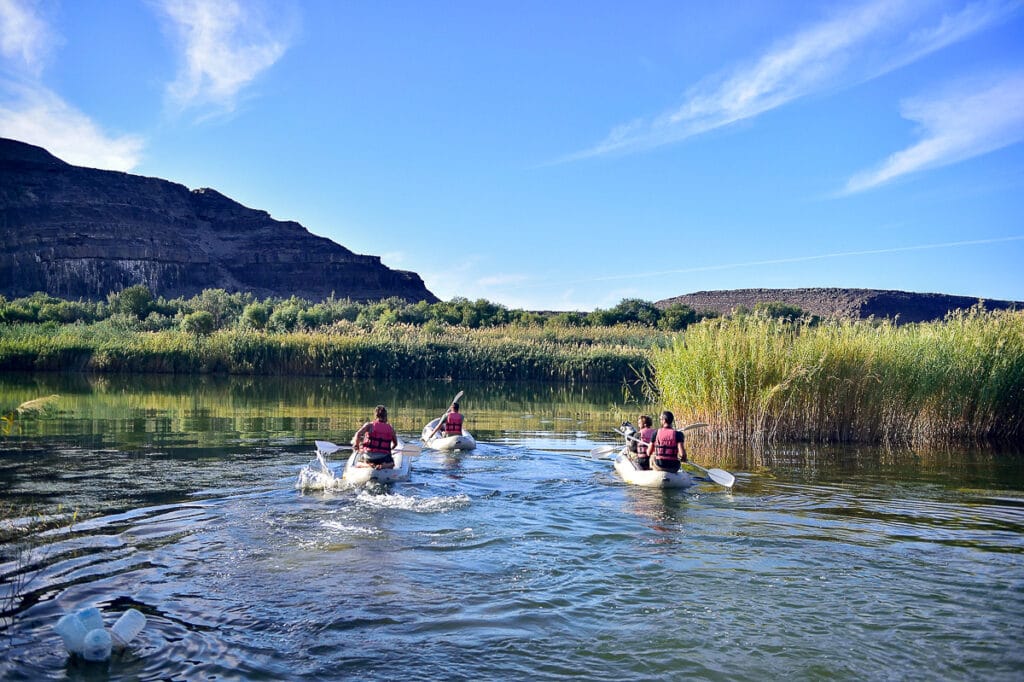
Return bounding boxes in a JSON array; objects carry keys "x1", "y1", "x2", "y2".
[
  {"x1": 651, "y1": 308, "x2": 1024, "y2": 443},
  {"x1": 0, "y1": 321, "x2": 658, "y2": 383}
]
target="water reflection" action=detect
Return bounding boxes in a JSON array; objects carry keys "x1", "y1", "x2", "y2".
[
  {"x1": 3, "y1": 372, "x2": 1024, "y2": 680},
  {"x1": 0, "y1": 371, "x2": 637, "y2": 445}
]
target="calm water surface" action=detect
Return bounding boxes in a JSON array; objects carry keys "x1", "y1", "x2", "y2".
[{"x1": 1, "y1": 373, "x2": 1023, "y2": 680}]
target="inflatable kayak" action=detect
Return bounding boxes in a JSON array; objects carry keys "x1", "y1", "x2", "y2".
[
  {"x1": 421, "y1": 418, "x2": 476, "y2": 451},
  {"x1": 341, "y1": 441, "x2": 414, "y2": 484},
  {"x1": 612, "y1": 446, "x2": 697, "y2": 489}
]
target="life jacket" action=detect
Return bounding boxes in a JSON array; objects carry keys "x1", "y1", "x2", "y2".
[
  {"x1": 444, "y1": 412, "x2": 463, "y2": 435},
  {"x1": 362, "y1": 421, "x2": 395, "y2": 454},
  {"x1": 653, "y1": 427, "x2": 681, "y2": 461},
  {"x1": 637, "y1": 427, "x2": 656, "y2": 456}
]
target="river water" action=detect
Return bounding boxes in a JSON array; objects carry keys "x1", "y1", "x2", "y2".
[{"x1": 1, "y1": 373, "x2": 1022, "y2": 680}]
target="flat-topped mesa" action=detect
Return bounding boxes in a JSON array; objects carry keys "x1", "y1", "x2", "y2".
[
  {"x1": 0, "y1": 137, "x2": 438, "y2": 303},
  {"x1": 657, "y1": 287, "x2": 1023, "y2": 324}
]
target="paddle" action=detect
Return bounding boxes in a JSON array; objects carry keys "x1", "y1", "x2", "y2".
[
  {"x1": 617, "y1": 425, "x2": 735, "y2": 488},
  {"x1": 589, "y1": 444, "x2": 622, "y2": 459},
  {"x1": 591, "y1": 422, "x2": 708, "y2": 461},
  {"x1": 314, "y1": 440, "x2": 351, "y2": 472},
  {"x1": 322, "y1": 438, "x2": 422, "y2": 458},
  {"x1": 682, "y1": 459, "x2": 735, "y2": 488},
  {"x1": 427, "y1": 390, "x2": 464, "y2": 439},
  {"x1": 315, "y1": 440, "x2": 349, "y2": 456},
  {"x1": 394, "y1": 440, "x2": 422, "y2": 457}
]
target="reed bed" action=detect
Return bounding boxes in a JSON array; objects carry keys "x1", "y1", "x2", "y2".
[
  {"x1": 0, "y1": 321, "x2": 659, "y2": 383},
  {"x1": 651, "y1": 308, "x2": 1024, "y2": 444}
]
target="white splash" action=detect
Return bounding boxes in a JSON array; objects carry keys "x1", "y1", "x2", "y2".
[
  {"x1": 354, "y1": 491, "x2": 471, "y2": 513},
  {"x1": 295, "y1": 456, "x2": 339, "y2": 490}
]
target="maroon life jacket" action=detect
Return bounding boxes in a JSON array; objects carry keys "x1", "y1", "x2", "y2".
[
  {"x1": 637, "y1": 427, "x2": 656, "y2": 455},
  {"x1": 362, "y1": 421, "x2": 395, "y2": 453},
  {"x1": 653, "y1": 427, "x2": 680, "y2": 460},
  {"x1": 445, "y1": 412, "x2": 463, "y2": 435}
]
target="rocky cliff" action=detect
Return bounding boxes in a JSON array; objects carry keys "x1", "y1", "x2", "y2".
[
  {"x1": 657, "y1": 288, "x2": 1022, "y2": 323},
  {"x1": 0, "y1": 138, "x2": 438, "y2": 303}
]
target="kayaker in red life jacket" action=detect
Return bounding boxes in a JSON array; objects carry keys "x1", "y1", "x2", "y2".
[
  {"x1": 428, "y1": 401, "x2": 464, "y2": 439},
  {"x1": 352, "y1": 405, "x2": 398, "y2": 469},
  {"x1": 651, "y1": 410, "x2": 687, "y2": 473},
  {"x1": 634, "y1": 414, "x2": 656, "y2": 471}
]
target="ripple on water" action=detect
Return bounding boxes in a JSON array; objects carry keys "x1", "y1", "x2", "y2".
[{"x1": 3, "y1": 434, "x2": 1024, "y2": 681}]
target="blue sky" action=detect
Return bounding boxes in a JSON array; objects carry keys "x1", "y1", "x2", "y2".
[{"x1": 1, "y1": 0, "x2": 1022, "y2": 310}]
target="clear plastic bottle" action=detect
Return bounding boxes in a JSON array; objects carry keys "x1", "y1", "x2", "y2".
[
  {"x1": 82, "y1": 627, "x2": 112, "y2": 662},
  {"x1": 76, "y1": 606, "x2": 104, "y2": 632},
  {"x1": 110, "y1": 608, "x2": 147, "y2": 647},
  {"x1": 54, "y1": 613, "x2": 88, "y2": 655}
]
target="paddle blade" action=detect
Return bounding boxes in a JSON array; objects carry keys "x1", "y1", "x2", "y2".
[
  {"x1": 707, "y1": 468, "x2": 735, "y2": 488},
  {"x1": 681, "y1": 422, "x2": 708, "y2": 432},
  {"x1": 589, "y1": 445, "x2": 620, "y2": 459},
  {"x1": 315, "y1": 440, "x2": 346, "y2": 455},
  {"x1": 395, "y1": 442, "x2": 422, "y2": 456}
]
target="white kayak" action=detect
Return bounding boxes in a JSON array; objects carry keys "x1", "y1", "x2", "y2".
[
  {"x1": 421, "y1": 418, "x2": 476, "y2": 451},
  {"x1": 342, "y1": 442, "x2": 413, "y2": 484},
  {"x1": 612, "y1": 447, "x2": 696, "y2": 489}
]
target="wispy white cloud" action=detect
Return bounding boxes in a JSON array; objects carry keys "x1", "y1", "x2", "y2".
[
  {"x1": 0, "y1": 81, "x2": 145, "y2": 170},
  {"x1": 570, "y1": 0, "x2": 1020, "y2": 160},
  {"x1": 0, "y1": 1, "x2": 143, "y2": 170},
  {"x1": 0, "y1": 0, "x2": 53, "y2": 75},
  {"x1": 158, "y1": 0, "x2": 292, "y2": 114},
  {"x1": 843, "y1": 72, "x2": 1024, "y2": 193}
]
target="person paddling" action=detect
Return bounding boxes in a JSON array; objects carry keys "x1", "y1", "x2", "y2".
[
  {"x1": 651, "y1": 410, "x2": 687, "y2": 473},
  {"x1": 428, "y1": 401, "x2": 463, "y2": 439},
  {"x1": 634, "y1": 414, "x2": 655, "y2": 470},
  {"x1": 352, "y1": 405, "x2": 398, "y2": 469}
]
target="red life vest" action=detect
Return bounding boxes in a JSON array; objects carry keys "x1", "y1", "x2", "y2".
[
  {"x1": 362, "y1": 421, "x2": 395, "y2": 454},
  {"x1": 653, "y1": 427, "x2": 681, "y2": 460},
  {"x1": 637, "y1": 427, "x2": 656, "y2": 455},
  {"x1": 444, "y1": 412, "x2": 463, "y2": 435}
]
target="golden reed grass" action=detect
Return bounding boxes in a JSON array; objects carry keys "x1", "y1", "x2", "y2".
[{"x1": 650, "y1": 308, "x2": 1023, "y2": 444}]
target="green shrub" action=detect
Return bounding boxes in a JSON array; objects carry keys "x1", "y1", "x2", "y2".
[
  {"x1": 182, "y1": 311, "x2": 215, "y2": 335},
  {"x1": 108, "y1": 285, "x2": 154, "y2": 320}
]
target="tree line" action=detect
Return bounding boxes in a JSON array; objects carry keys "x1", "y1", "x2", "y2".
[{"x1": 0, "y1": 287, "x2": 760, "y2": 333}]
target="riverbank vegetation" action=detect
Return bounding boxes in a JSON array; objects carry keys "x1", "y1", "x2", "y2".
[
  {"x1": 0, "y1": 315, "x2": 664, "y2": 382},
  {"x1": 650, "y1": 307, "x2": 1024, "y2": 443},
  {"x1": 0, "y1": 287, "x2": 713, "y2": 331},
  {"x1": 0, "y1": 288, "x2": 709, "y2": 383},
  {"x1": 2, "y1": 289, "x2": 1021, "y2": 443}
]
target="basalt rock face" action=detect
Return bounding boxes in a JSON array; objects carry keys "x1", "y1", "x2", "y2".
[
  {"x1": 657, "y1": 288, "x2": 1022, "y2": 323},
  {"x1": 0, "y1": 138, "x2": 438, "y2": 302}
]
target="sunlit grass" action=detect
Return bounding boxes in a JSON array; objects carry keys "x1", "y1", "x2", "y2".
[
  {"x1": 0, "y1": 321, "x2": 662, "y2": 383},
  {"x1": 651, "y1": 307, "x2": 1024, "y2": 443}
]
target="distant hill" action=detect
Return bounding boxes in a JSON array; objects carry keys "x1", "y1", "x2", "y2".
[
  {"x1": 0, "y1": 137, "x2": 438, "y2": 303},
  {"x1": 656, "y1": 288, "x2": 1022, "y2": 323}
]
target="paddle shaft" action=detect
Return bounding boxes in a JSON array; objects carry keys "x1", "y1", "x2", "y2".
[
  {"x1": 429, "y1": 390, "x2": 464, "y2": 439},
  {"x1": 618, "y1": 426, "x2": 734, "y2": 487}
]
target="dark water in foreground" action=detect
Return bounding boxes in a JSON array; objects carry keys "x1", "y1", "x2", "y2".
[{"x1": 2, "y1": 373, "x2": 1023, "y2": 680}]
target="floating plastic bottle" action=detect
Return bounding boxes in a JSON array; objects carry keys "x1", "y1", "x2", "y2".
[
  {"x1": 76, "y1": 606, "x2": 104, "y2": 632},
  {"x1": 54, "y1": 613, "x2": 88, "y2": 655},
  {"x1": 110, "y1": 608, "x2": 147, "y2": 648},
  {"x1": 82, "y1": 627, "x2": 112, "y2": 662}
]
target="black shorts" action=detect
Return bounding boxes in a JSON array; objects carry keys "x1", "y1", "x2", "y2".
[
  {"x1": 363, "y1": 452, "x2": 394, "y2": 466},
  {"x1": 653, "y1": 457, "x2": 680, "y2": 473}
]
